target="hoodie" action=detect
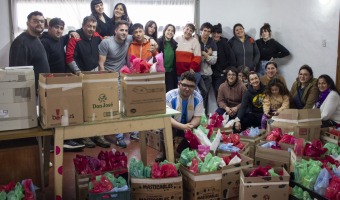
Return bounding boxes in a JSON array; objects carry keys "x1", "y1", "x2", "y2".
[
  {"x1": 228, "y1": 35, "x2": 260, "y2": 71},
  {"x1": 237, "y1": 82, "x2": 266, "y2": 119},
  {"x1": 212, "y1": 37, "x2": 236, "y2": 77},
  {"x1": 217, "y1": 79, "x2": 247, "y2": 109}
]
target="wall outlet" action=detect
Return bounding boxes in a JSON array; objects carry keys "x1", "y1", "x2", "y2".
[{"x1": 322, "y1": 40, "x2": 326, "y2": 47}]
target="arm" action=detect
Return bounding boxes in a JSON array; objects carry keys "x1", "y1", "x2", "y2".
[
  {"x1": 98, "y1": 40, "x2": 109, "y2": 71},
  {"x1": 65, "y1": 37, "x2": 81, "y2": 74},
  {"x1": 277, "y1": 95, "x2": 290, "y2": 113},
  {"x1": 190, "y1": 38, "x2": 202, "y2": 72},
  {"x1": 216, "y1": 84, "x2": 227, "y2": 109},
  {"x1": 262, "y1": 95, "x2": 271, "y2": 116},
  {"x1": 304, "y1": 85, "x2": 319, "y2": 109},
  {"x1": 274, "y1": 40, "x2": 290, "y2": 58},
  {"x1": 253, "y1": 41, "x2": 260, "y2": 69},
  {"x1": 98, "y1": 55, "x2": 106, "y2": 71},
  {"x1": 204, "y1": 50, "x2": 217, "y2": 65},
  {"x1": 9, "y1": 41, "x2": 29, "y2": 66},
  {"x1": 320, "y1": 92, "x2": 339, "y2": 120}
]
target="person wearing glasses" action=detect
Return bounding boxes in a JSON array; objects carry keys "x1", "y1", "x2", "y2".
[
  {"x1": 156, "y1": 71, "x2": 204, "y2": 161},
  {"x1": 216, "y1": 67, "x2": 247, "y2": 118},
  {"x1": 9, "y1": 11, "x2": 50, "y2": 92}
]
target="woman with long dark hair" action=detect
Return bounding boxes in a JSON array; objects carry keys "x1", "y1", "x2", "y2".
[
  {"x1": 111, "y1": 3, "x2": 133, "y2": 34},
  {"x1": 90, "y1": 0, "x2": 113, "y2": 37}
]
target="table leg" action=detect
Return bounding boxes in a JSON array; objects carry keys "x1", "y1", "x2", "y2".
[
  {"x1": 163, "y1": 117, "x2": 174, "y2": 162},
  {"x1": 140, "y1": 131, "x2": 147, "y2": 164},
  {"x1": 43, "y1": 135, "x2": 51, "y2": 186},
  {"x1": 54, "y1": 128, "x2": 64, "y2": 200},
  {"x1": 37, "y1": 136, "x2": 45, "y2": 191}
]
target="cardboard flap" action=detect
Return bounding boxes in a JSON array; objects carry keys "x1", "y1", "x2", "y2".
[
  {"x1": 240, "y1": 167, "x2": 290, "y2": 183},
  {"x1": 221, "y1": 154, "x2": 254, "y2": 173},
  {"x1": 272, "y1": 109, "x2": 321, "y2": 125},
  {"x1": 180, "y1": 165, "x2": 222, "y2": 181},
  {"x1": 131, "y1": 176, "x2": 182, "y2": 184}
]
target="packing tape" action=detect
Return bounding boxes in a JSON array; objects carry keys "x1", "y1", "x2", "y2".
[
  {"x1": 110, "y1": 109, "x2": 114, "y2": 119},
  {"x1": 222, "y1": 164, "x2": 254, "y2": 174},
  {"x1": 123, "y1": 73, "x2": 164, "y2": 80},
  {"x1": 131, "y1": 176, "x2": 182, "y2": 184},
  {"x1": 82, "y1": 78, "x2": 118, "y2": 83},
  {"x1": 271, "y1": 118, "x2": 321, "y2": 124},
  {"x1": 39, "y1": 82, "x2": 82, "y2": 91},
  {"x1": 124, "y1": 80, "x2": 165, "y2": 85},
  {"x1": 241, "y1": 177, "x2": 289, "y2": 186},
  {"x1": 61, "y1": 109, "x2": 69, "y2": 126},
  {"x1": 91, "y1": 113, "x2": 96, "y2": 121}
]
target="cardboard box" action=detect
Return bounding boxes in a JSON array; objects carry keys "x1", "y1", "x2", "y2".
[
  {"x1": 39, "y1": 73, "x2": 83, "y2": 128},
  {"x1": 270, "y1": 109, "x2": 322, "y2": 141},
  {"x1": 220, "y1": 154, "x2": 253, "y2": 199},
  {"x1": 75, "y1": 169, "x2": 127, "y2": 200},
  {"x1": 255, "y1": 141, "x2": 293, "y2": 172},
  {"x1": 146, "y1": 129, "x2": 163, "y2": 151},
  {"x1": 239, "y1": 167, "x2": 290, "y2": 200},
  {"x1": 131, "y1": 176, "x2": 182, "y2": 200},
  {"x1": 0, "y1": 67, "x2": 37, "y2": 131},
  {"x1": 239, "y1": 129, "x2": 267, "y2": 159},
  {"x1": 120, "y1": 73, "x2": 166, "y2": 117},
  {"x1": 217, "y1": 141, "x2": 250, "y2": 157},
  {"x1": 180, "y1": 165, "x2": 222, "y2": 200},
  {"x1": 82, "y1": 71, "x2": 119, "y2": 122},
  {"x1": 289, "y1": 150, "x2": 317, "y2": 173},
  {"x1": 320, "y1": 127, "x2": 340, "y2": 145}
]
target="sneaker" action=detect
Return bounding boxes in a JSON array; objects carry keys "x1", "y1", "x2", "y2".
[
  {"x1": 93, "y1": 136, "x2": 111, "y2": 148},
  {"x1": 64, "y1": 140, "x2": 85, "y2": 152},
  {"x1": 130, "y1": 132, "x2": 139, "y2": 141},
  {"x1": 80, "y1": 137, "x2": 96, "y2": 148},
  {"x1": 116, "y1": 138, "x2": 127, "y2": 148}
]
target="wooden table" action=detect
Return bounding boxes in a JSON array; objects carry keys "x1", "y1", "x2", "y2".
[
  {"x1": 51, "y1": 107, "x2": 180, "y2": 200},
  {"x1": 0, "y1": 127, "x2": 52, "y2": 190}
]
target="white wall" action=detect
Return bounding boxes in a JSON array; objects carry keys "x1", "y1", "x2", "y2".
[
  {"x1": 0, "y1": 0, "x2": 11, "y2": 68},
  {"x1": 200, "y1": 0, "x2": 340, "y2": 88}
]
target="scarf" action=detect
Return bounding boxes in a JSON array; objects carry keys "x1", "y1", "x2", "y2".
[{"x1": 315, "y1": 88, "x2": 331, "y2": 108}]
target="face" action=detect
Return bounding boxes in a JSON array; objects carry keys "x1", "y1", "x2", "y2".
[
  {"x1": 318, "y1": 78, "x2": 329, "y2": 92},
  {"x1": 249, "y1": 74, "x2": 260, "y2": 88},
  {"x1": 48, "y1": 25, "x2": 64, "y2": 40},
  {"x1": 114, "y1": 5, "x2": 125, "y2": 18},
  {"x1": 298, "y1": 69, "x2": 312, "y2": 85},
  {"x1": 115, "y1": 24, "x2": 129, "y2": 42},
  {"x1": 238, "y1": 72, "x2": 246, "y2": 82},
  {"x1": 147, "y1": 23, "x2": 156, "y2": 36},
  {"x1": 133, "y1": 28, "x2": 144, "y2": 43},
  {"x1": 201, "y1": 28, "x2": 211, "y2": 40},
  {"x1": 266, "y1": 64, "x2": 277, "y2": 78},
  {"x1": 94, "y1": 3, "x2": 104, "y2": 14},
  {"x1": 261, "y1": 29, "x2": 270, "y2": 40},
  {"x1": 82, "y1": 21, "x2": 97, "y2": 39},
  {"x1": 164, "y1": 26, "x2": 175, "y2": 41},
  {"x1": 178, "y1": 79, "x2": 195, "y2": 99},
  {"x1": 270, "y1": 85, "x2": 280, "y2": 95},
  {"x1": 183, "y1": 26, "x2": 194, "y2": 40},
  {"x1": 212, "y1": 32, "x2": 221, "y2": 41},
  {"x1": 27, "y1": 15, "x2": 45, "y2": 36},
  {"x1": 234, "y1": 26, "x2": 245, "y2": 38},
  {"x1": 227, "y1": 71, "x2": 237, "y2": 84}
]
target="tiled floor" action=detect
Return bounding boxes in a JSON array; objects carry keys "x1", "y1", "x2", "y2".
[{"x1": 37, "y1": 136, "x2": 160, "y2": 200}]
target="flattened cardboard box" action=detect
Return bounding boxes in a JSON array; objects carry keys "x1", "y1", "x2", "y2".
[
  {"x1": 239, "y1": 129, "x2": 266, "y2": 159},
  {"x1": 39, "y1": 73, "x2": 83, "y2": 128},
  {"x1": 217, "y1": 141, "x2": 250, "y2": 157},
  {"x1": 82, "y1": 71, "x2": 119, "y2": 122},
  {"x1": 180, "y1": 165, "x2": 222, "y2": 200},
  {"x1": 120, "y1": 73, "x2": 166, "y2": 117},
  {"x1": 239, "y1": 167, "x2": 290, "y2": 200},
  {"x1": 131, "y1": 176, "x2": 182, "y2": 200},
  {"x1": 220, "y1": 154, "x2": 253, "y2": 199},
  {"x1": 0, "y1": 67, "x2": 37, "y2": 131},
  {"x1": 255, "y1": 141, "x2": 293, "y2": 172},
  {"x1": 270, "y1": 109, "x2": 322, "y2": 141}
]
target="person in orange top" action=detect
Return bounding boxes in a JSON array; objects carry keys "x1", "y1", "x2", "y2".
[{"x1": 127, "y1": 23, "x2": 157, "y2": 63}]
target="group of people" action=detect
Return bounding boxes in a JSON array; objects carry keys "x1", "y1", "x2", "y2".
[{"x1": 7, "y1": 1, "x2": 340, "y2": 160}]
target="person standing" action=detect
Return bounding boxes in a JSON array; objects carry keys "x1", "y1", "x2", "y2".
[
  {"x1": 256, "y1": 23, "x2": 290, "y2": 76},
  {"x1": 197, "y1": 22, "x2": 217, "y2": 112},
  {"x1": 9, "y1": 11, "x2": 50, "y2": 92},
  {"x1": 211, "y1": 23, "x2": 236, "y2": 96},
  {"x1": 66, "y1": 16, "x2": 111, "y2": 148},
  {"x1": 157, "y1": 24, "x2": 178, "y2": 92},
  {"x1": 145, "y1": 20, "x2": 158, "y2": 39},
  {"x1": 90, "y1": 0, "x2": 114, "y2": 37},
  {"x1": 228, "y1": 23, "x2": 260, "y2": 71},
  {"x1": 175, "y1": 23, "x2": 201, "y2": 84},
  {"x1": 111, "y1": 3, "x2": 133, "y2": 34}
]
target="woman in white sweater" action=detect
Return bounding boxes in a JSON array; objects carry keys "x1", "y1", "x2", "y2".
[{"x1": 314, "y1": 74, "x2": 340, "y2": 127}]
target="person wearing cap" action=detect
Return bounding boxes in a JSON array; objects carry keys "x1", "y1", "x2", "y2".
[
  {"x1": 211, "y1": 23, "x2": 236, "y2": 97},
  {"x1": 90, "y1": 0, "x2": 114, "y2": 37}
]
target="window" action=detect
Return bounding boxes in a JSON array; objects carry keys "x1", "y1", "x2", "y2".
[{"x1": 11, "y1": 0, "x2": 195, "y2": 38}]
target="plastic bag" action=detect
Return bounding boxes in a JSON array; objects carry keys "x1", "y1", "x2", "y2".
[
  {"x1": 248, "y1": 166, "x2": 271, "y2": 177},
  {"x1": 279, "y1": 134, "x2": 296, "y2": 145},
  {"x1": 189, "y1": 158, "x2": 199, "y2": 173},
  {"x1": 314, "y1": 168, "x2": 331, "y2": 196},
  {"x1": 184, "y1": 129, "x2": 201, "y2": 149},
  {"x1": 129, "y1": 157, "x2": 144, "y2": 178},
  {"x1": 161, "y1": 163, "x2": 178, "y2": 178},
  {"x1": 178, "y1": 148, "x2": 197, "y2": 166},
  {"x1": 197, "y1": 145, "x2": 210, "y2": 162},
  {"x1": 89, "y1": 175, "x2": 113, "y2": 194},
  {"x1": 193, "y1": 127, "x2": 211, "y2": 146},
  {"x1": 155, "y1": 52, "x2": 165, "y2": 72},
  {"x1": 325, "y1": 176, "x2": 340, "y2": 199},
  {"x1": 294, "y1": 138, "x2": 305, "y2": 157},
  {"x1": 151, "y1": 163, "x2": 163, "y2": 178},
  {"x1": 266, "y1": 128, "x2": 282, "y2": 142}
]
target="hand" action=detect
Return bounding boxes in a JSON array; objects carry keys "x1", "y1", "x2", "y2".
[
  {"x1": 272, "y1": 111, "x2": 279, "y2": 116},
  {"x1": 75, "y1": 71, "x2": 82, "y2": 76},
  {"x1": 182, "y1": 123, "x2": 194, "y2": 132},
  {"x1": 206, "y1": 48, "x2": 212, "y2": 56},
  {"x1": 189, "y1": 68, "x2": 195, "y2": 73},
  {"x1": 69, "y1": 32, "x2": 80, "y2": 39}
]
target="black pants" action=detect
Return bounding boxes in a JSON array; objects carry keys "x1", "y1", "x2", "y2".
[{"x1": 240, "y1": 112, "x2": 262, "y2": 130}]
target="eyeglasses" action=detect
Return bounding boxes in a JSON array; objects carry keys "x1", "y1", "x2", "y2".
[
  {"x1": 180, "y1": 82, "x2": 195, "y2": 89},
  {"x1": 31, "y1": 19, "x2": 45, "y2": 24}
]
